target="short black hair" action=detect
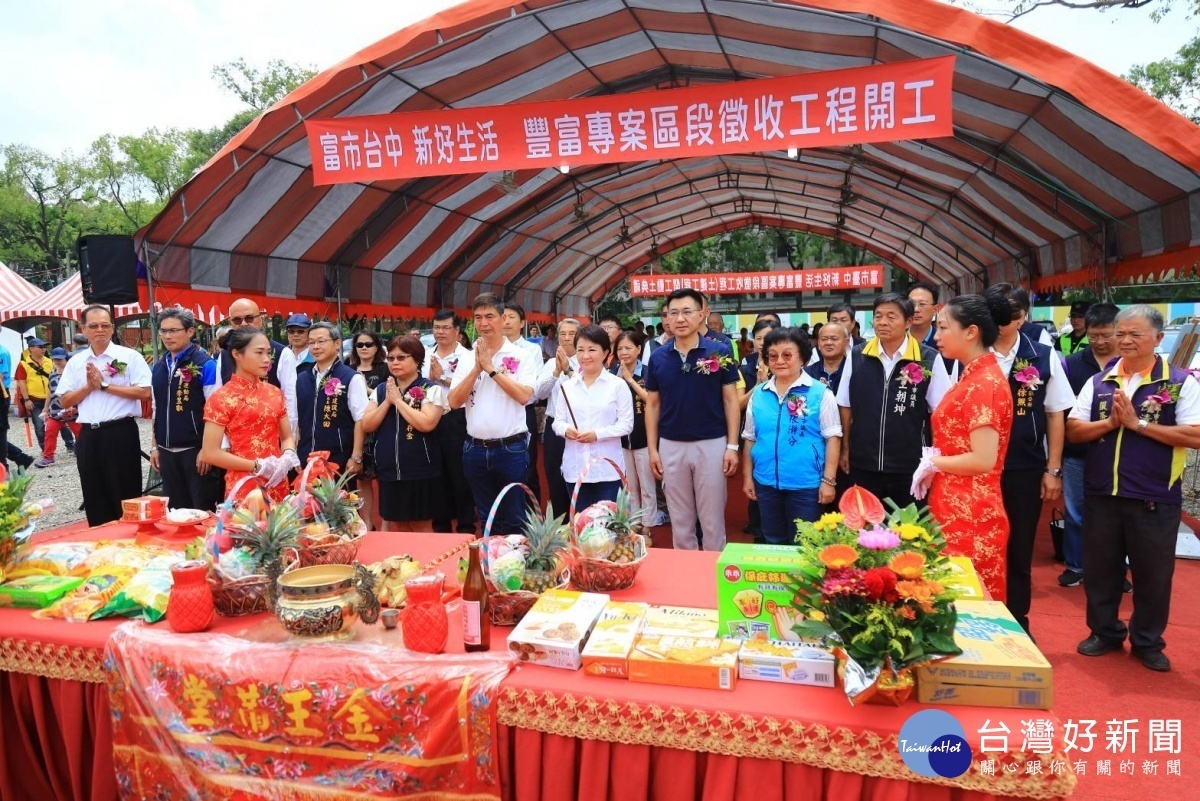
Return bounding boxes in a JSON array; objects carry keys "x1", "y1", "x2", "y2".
[
  {"x1": 873, "y1": 293, "x2": 915, "y2": 319},
  {"x1": 81, "y1": 304, "x2": 112, "y2": 325},
  {"x1": 908, "y1": 282, "x2": 938, "y2": 303},
  {"x1": 827, "y1": 302, "x2": 855, "y2": 320},
  {"x1": 503, "y1": 301, "x2": 526, "y2": 321},
  {"x1": 575, "y1": 324, "x2": 612, "y2": 354},
  {"x1": 471, "y1": 292, "x2": 504, "y2": 314},
  {"x1": 1085, "y1": 302, "x2": 1119, "y2": 329},
  {"x1": 598, "y1": 314, "x2": 622, "y2": 328},
  {"x1": 433, "y1": 308, "x2": 459, "y2": 326},
  {"x1": 664, "y1": 287, "x2": 706, "y2": 309},
  {"x1": 751, "y1": 319, "x2": 779, "y2": 337},
  {"x1": 985, "y1": 282, "x2": 1031, "y2": 314},
  {"x1": 762, "y1": 327, "x2": 813, "y2": 365},
  {"x1": 754, "y1": 311, "x2": 782, "y2": 325}
]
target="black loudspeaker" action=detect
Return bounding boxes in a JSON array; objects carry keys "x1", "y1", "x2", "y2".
[{"x1": 77, "y1": 235, "x2": 138, "y2": 305}]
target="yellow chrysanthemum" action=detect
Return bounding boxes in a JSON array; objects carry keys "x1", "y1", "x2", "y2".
[
  {"x1": 895, "y1": 523, "x2": 926, "y2": 542},
  {"x1": 819, "y1": 544, "x2": 858, "y2": 570},
  {"x1": 807, "y1": 609, "x2": 826, "y2": 622},
  {"x1": 813, "y1": 512, "x2": 845, "y2": 531},
  {"x1": 888, "y1": 551, "x2": 926, "y2": 580}
]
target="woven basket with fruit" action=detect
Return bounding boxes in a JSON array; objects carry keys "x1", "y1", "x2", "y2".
[
  {"x1": 481, "y1": 483, "x2": 570, "y2": 626},
  {"x1": 289, "y1": 454, "x2": 366, "y2": 567},
  {"x1": 567, "y1": 462, "x2": 651, "y2": 592}
]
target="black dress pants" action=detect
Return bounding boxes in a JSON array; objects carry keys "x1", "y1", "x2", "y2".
[
  {"x1": 77, "y1": 418, "x2": 142, "y2": 526},
  {"x1": 522, "y1": 405, "x2": 541, "y2": 500},
  {"x1": 1001, "y1": 467, "x2": 1045, "y2": 634},
  {"x1": 158, "y1": 446, "x2": 212, "y2": 511},
  {"x1": 542, "y1": 417, "x2": 569, "y2": 518},
  {"x1": 849, "y1": 469, "x2": 917, "y2": 511},
  {"x1": 1084, "y1": 494, "x2": 1178, "y2": 653},
  {"x1": 431, "y1": 409, "x2": 477, "y2": 534}
]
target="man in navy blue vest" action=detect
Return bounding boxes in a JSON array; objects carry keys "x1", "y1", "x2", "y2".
[
  {"x1": 1067, "y1": 305, "x2": 1200, "y2": 673},
  {"x1": 149, "y1": 307, "x2": 218, "y2": 509},
  {"x1": 1059, "y1": 302, "x2": 1119, "y2": 587},
  {"x1": 214, "y1": 298, "x2": 298, "y2": 437},
  {"x1": 295, "y1": 321, "x2": 369, "y2": 484},
  {"x1": 836, "y1": 293, "x2": 937, "y2": 509}
]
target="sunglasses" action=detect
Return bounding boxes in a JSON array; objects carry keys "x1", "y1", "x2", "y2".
[
  {"x1": 355, "y1": 341, "x2": 376, "y2": 349},
  {"x1": 229, "y1": 314, "x2": 261, "y2": 326}
]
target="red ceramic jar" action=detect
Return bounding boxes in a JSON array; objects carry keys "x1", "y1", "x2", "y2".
[
  {"x1": 166, "y1": 560, "x2": 215, "y2": 633},
  {"x1": 401, "y1": 574, "x2": 448, "y2": 654}
]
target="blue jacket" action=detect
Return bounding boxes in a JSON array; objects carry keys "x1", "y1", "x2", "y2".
[{"x1": 749, "y1": 378, "x2": 827, "y2": 490}]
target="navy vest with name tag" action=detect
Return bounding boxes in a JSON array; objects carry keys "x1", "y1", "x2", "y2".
[
  {"x1": 1004, "y1": 335, "x2": 1054, "y2": 470},
  {"x1": 151, "y1": 345, "x2": 212, "y2": 448},
  {"x1": 296, "y1": 361, "x2": 359, "y2": 463},
  {"x1": 372, "y1": 379, "x2": 441, "y2": 482}
]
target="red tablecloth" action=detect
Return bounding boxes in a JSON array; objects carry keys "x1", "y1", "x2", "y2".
[{"x1": 0, "y1": 525, "x2": 1075, "y2": 801}]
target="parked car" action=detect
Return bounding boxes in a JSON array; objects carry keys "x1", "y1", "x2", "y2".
[{"x1": 1157, "y1": 325, "x2": 1200, "y2": 371}]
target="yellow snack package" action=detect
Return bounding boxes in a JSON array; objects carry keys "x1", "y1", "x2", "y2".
[
  {"x1": 5, "y1": 542, "x2": 96, "y2": 579},
  {"x1": 34, "y1": 566, "x2": 140, "y2": 622},
  {"x1": 70, "y1": 544, "x2": 165, "y2": 577},
  {"x1": 95, "y1": 555, "x2": 177, "y2": 623}
]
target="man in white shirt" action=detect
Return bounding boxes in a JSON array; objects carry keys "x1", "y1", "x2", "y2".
[
  {"x1": 423, "y1": 309, "x2": 476, "y2": 534},
  {"x1": 502, "y1": 301, "x2": 547, "y2": 500},
  {"x1": 449, "y1": 293, "x2": 541, "y2": 535},
  {"x1": 57, "y1": 305, "x2": 153, "y2": 525},
  {"x1": 536, "y1": 317, "x2": 580, "y2": 515}
]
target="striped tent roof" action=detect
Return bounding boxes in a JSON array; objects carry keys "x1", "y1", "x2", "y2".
[
  {"x1": 0, "y1": 272, "x2": 143, "y2": 326},
  {"x1": 0, "y1": 262, "x2": 43, "y2": 308},
  {"x1": 137, "y1": 0, "x2": 1200, "y2": 315}
]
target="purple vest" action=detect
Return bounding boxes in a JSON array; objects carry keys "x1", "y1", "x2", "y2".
[{"x1": 1084, "y1": 357, "x2": 1189, "y2": 504}]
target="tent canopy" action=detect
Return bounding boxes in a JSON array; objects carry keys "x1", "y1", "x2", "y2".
[
  {"x1": 0, "y1": 263, "x2": 43, "y2": 308},
  {"x1": 0, "y1": 272, "x2": 143, "y2": 329},
  {"x1": 137, "y1": 0, "x2": 1200, "y2": 315}
]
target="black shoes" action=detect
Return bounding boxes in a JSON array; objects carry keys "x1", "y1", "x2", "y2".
[
  {"x1": 1058, "y1": 569, "x2": 1083, "y2": 587},
  {"x1": 1077, "y1": 635, "x2": 1123, "y2": 657},
  {"x1": 1132, "y1": 649, "x2": 1171, "y2": 672}
]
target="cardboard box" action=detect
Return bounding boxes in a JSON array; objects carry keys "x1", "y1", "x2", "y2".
[
  {"x1": 629, "y1": 634, "x2": 740, "y2": 691},
  {"x1": 915, "y1": 601, "x2": 1053, "y2": 709},
  {"x1": 738, "y1": 639, "x2": 836, "y2": 687},
  {"x1": 506, "y1": 589, "x2": 608, "y2": 670},
  {"x1": 641, "y1": 605, "x2": 720, "y2": 638},
  {"x1": 716, "y1": 544, "x2": 806, "y2": 640},
  {"x1": 582, "y1": 601, "x2": 648, "y2": 678},
  {"x1": 121, "y1": 496, "x2": 167, "y2": 522},
  {"x1": 944, "y1": 556, "x2": 986, "y2": 601},
  {"x1": 918, "y1": 679, "x2": 1052, "y2": 710}
]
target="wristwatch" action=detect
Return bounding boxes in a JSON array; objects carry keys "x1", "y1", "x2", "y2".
[
  {"x1": 348, "y1": 456, "x2": 363, "y2": 464},
  {"x1": 100, "y1": 381, "x2": 110, "y2": 391},
  {"x1": 488, "y1": 369, "x2": 498, "y2": 378},
  {"x1": 1044, "y1": 467, "x2": 1063, "y2": 478},
  {"x1": 1137, "y1": 418, "x2": 1150, "y2": 434},
  {"x1": 726, "y1": 443, "x2": 739, "y2": 452}
]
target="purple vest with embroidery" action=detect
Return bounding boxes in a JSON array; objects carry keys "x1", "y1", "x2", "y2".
[{"x1": 1084, "y1": 357, "x2": 1189, "y2": 504}]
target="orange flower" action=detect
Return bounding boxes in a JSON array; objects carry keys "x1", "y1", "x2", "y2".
[
  {"x1": 819, "y1": 544, "x2": 858, "y2": 570},
  {"x1": 888, "y1": 552, "x2": 926, "y2": 579},
  {"x1": 895, "y1": 580, "x2": 935, "y2": 606},
  {"x1": 896, "y1": 606, "x2": 917, "y2": 620}
]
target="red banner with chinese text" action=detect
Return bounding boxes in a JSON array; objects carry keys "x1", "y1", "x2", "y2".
[
  {"x1": 104, "y1": 624, "x2": 513, "y2": 800},
  {"x1": 629, "y1": 265, "x2": 885, "y2": 297},
  {"x1": 305, "y1": 57, "x2": 954, "y2": 185}
]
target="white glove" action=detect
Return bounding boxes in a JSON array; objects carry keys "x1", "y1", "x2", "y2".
[
  {"x1": 273, "y1": 449, "x2": 301, "y2": 485},
  {"x1": 255, "y1": 455, "x2": 286, "y2": 487},
  {"x1": 910, "y1": 446, "x2": 942, "y2": 501}
]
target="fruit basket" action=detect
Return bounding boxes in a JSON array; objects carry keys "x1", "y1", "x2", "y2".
[
  {"x1": 567, "y1": 457, "x2": 651, "y2": 593},
  {"x1": 291, "y1": 454, "x2": 366, "y2": 567},
  {"x1": 481, "y1": 482, "x2": 570, "y2": 626}
]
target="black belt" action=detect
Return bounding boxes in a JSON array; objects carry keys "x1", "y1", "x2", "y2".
[
  {"x1": 468, "y1": 433, "x2": 527, "y2": 448},
  {"x1": 83, "y1": 416, "x2": 135, "y2": 430}
]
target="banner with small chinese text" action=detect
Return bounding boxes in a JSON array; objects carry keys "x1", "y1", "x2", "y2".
[
  {"x1": 104, "y1": 624, "x2": 513, "y2": 800},
  {"x1": 629, "y1": 265, "x2": 885, "y2": 297},
  {"x1": 305, "y1": 57, "x2": 954, "y2": 185}
]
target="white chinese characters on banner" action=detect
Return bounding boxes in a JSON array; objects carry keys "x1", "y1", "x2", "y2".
[{"x1": 628, "y1": 266, "x2": 883, "y2": 297}]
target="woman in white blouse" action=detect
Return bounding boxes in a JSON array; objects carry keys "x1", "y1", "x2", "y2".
[{"x1": 553, "y1": 324, "x2": 634, "y2": 512}]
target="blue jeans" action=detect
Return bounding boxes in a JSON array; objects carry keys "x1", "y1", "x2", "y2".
[
  {"x1": 755, "y1": 483, "x2": 820, "y2": 544},
  {"x1": 1062, "y1": 455, "x2": 1085, "y2": 573},
  {"x1": 463, "y1": 438, "x2": 530, "y2": 536},
  {"x1": 573, "y1": 480, "x2": 621, "y2": 514}
]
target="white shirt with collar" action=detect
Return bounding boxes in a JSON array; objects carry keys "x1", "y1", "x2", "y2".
[
  {"x1": 214, "y1": 344, "x2": 299, "y2": 436},
  {"x1": 537, "y1": 353, "x2": 581, "y2": 421},
  {"x1": 450, "y1": 338, "x2": 541, "y2": 440},
  {"x1": 510, "y1": 336, "x2": 546, "y2": 406},
  {"x1": 422, "y1": 342, "x2": 471, "y2": 410},
  {"x1": 56, "y1": 341, "x2": 152, "y2": 425},
  {"x1": 928, "y1": 335, "x2": 1074, "y2": 413},
  {"x1": 304, "y1": 361, "x2": 371, "y2": 422},
  {"x1": 551, "y1": 369, "x2": 634, "y2": 483},
  {"x1": 743, "y1": 371, "x2": 842, "y2": 442}
]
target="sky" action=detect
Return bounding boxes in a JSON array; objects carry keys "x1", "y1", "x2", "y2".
[{"x1": 0, "y1": 0, "x2": 1193, "y2": 156}]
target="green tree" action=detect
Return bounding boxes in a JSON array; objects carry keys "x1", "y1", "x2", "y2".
[
  {"x1": 0, "y1": 144, "x2": 97, "y2": 279},
  {"x1": 1127, "y1": 35, "x2": 1200, "y2": 122}
]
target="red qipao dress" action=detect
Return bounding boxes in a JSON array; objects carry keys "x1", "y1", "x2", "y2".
[
  {"x1": 927, "y1": 353, "x2": 1013, "y2": 601},
  {"x1": 203, "y1": 374, "x2": 289, "y2": 504}
]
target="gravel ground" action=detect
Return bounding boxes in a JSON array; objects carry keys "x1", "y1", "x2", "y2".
[{"x1": 6, "y1": 417, "x2": 157, "y2": 532}]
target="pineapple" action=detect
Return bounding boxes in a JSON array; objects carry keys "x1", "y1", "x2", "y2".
[
  {"x1": 520, "y1": 504, "x2": 570, "y2": 593},
  {"x1": 306, "y1": 473, "x2": 359, "y2": 534},
  {"x1": 230, "y1": 504, "x2": 304, "y2": 583},
  {"x1": 607, "y1": 489, "x2": 652, "y2": 563}
]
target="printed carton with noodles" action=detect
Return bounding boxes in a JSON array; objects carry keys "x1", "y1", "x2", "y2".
[
  {"x1": 581, "y1": 601, "x2": 648, "y2": 678},
  {"x1": 628, "y1": 634, "x2": 740, "y2": 691}
]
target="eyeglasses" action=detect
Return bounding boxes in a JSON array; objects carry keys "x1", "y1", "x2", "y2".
[
  {"x1": 228, "y1": 314, "x2": 260, "y2": 326},
  {"x1": 385, "y1": 354, "x2": 412, "y2": 363},
  {"x1": 911, "y1": 301, "x2": 934, "y2": 309},
  {"x1": 308, "y1": 338, "x2": 334, "y2": 346},
  {"x1": 157, "y1": 327, "x2": 186, "y2": 335},
  {"x1": 767, "y1": 352, "x2": 798, "y2": 363},
  {"x1": 664, "y1": 308, "x2": 700, "y2": 319},
  {"x1": 287, "y1": 327, "x2": 309, "y2": 334},
  {"x1": 85, "y1": 323, "x2": 113, "y2": 331},
  {"x1": 600, "y1": 324, "x2": 620, "y2": 332},
  {"x1": 355, "y1": 342, "x2": 376, "y2": 349}
]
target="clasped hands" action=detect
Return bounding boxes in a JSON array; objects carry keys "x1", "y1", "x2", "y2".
[
  {"x1": 564, "y1": 427, "x2": 597, "y2": 443},
  {"x1": 254, "y1": 449, "x2": 301, "y2": 487}
]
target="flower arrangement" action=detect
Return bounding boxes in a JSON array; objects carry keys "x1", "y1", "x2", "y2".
[
  {"x1": 105, "y1": 359, "x2": 128, "y2": 377},
  {"x1": 177, "y1": 365, "x2": 196, "y2": 383},
  {"x1": 788, "y1": 486, "x2": 961, "y2": 704},
  {"x1": 684, "y1": 354, "x2": 736, "y2": 375},
  {"x1": 322, "y1": 377, "x2": 344, "y2": 397},
  {"x1": 897, "y1": 362, "x2": 928, "y2": 386},
  {"x1": 784, "y1": 391, "x2": 807, "y2": 418},
  {"x1": 1140, "y1": 384, "x2": 1180, "y2": 415},
  {"x1": 404, "y1": 385, "x2": 426, "y2": 409},
  {"x1": 1013, "y1": 363, "x2": 1042, "y2": 390},
  {"x1": 497, "y1": 355, "x2": 520, "y2": 375}
]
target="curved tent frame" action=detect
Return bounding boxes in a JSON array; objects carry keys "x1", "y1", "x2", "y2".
[{"x1": 137, "y1": 0, "x2": 1200, "y2": 316}]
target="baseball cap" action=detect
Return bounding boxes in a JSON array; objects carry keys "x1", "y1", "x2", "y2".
[
  {"x1": 1068, "y1": 301, "x2": 1092, "y2": 318},
  {"x1": 27, "y1": 337, "x2": 46, "y2": 347},
  {"x1": 50, "y1": 347, "x2": 68, "y2": 359},
  {"x1": 286, "y1": 313, "x2": 312, "y2": 329}
]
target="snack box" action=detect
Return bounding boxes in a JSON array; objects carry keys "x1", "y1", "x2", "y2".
[
  {"x1": 121, "y1": 496, "x2": 167, "y2": 522},
  {"x1": 716, "y1": 543, "x2": 807, "y2": 640},
  {"x1": 944, "y1": 556, "x2": 986, "y2": 601},
  {"x1": 738, "y1": 639, "x2": 836, "y2": 687},
  {"x1": 629, "y1": 634, "x2": 740, "y2": 691},
  {"x1": 916, "y1": 601, "x2": 1053, "y2": 709},
  {"x1": 507, "y1": 589, "x2": 609, "y2": 670},
  {"x1": 641, "y1": 604, "x2": 720, "y2": 638},
  {"x1": 581, "y1": 601, "x2": 648, "y2": 678},
  {"x1": 0, "y1": 575, "x2": 84, "y2": 608}
]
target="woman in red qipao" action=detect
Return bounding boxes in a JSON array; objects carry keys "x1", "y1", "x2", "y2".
[
  {"x1": 924, "y1": 295, "x2": 1014, "y2": 600},
  {"x1": 201, "y1": 327, "x2": 299, "y2": 505}
]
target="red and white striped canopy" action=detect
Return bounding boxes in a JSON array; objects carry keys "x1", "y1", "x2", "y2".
[
  {"x1": 137, "y1": 0, "x2": 1200, "y2": 314},
  {"x1": 0, "y1": 272, "x2": 142, "y2": 325},
  {"x1": 0, "y1": 263, "x2": 43, "y2": 308}
]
